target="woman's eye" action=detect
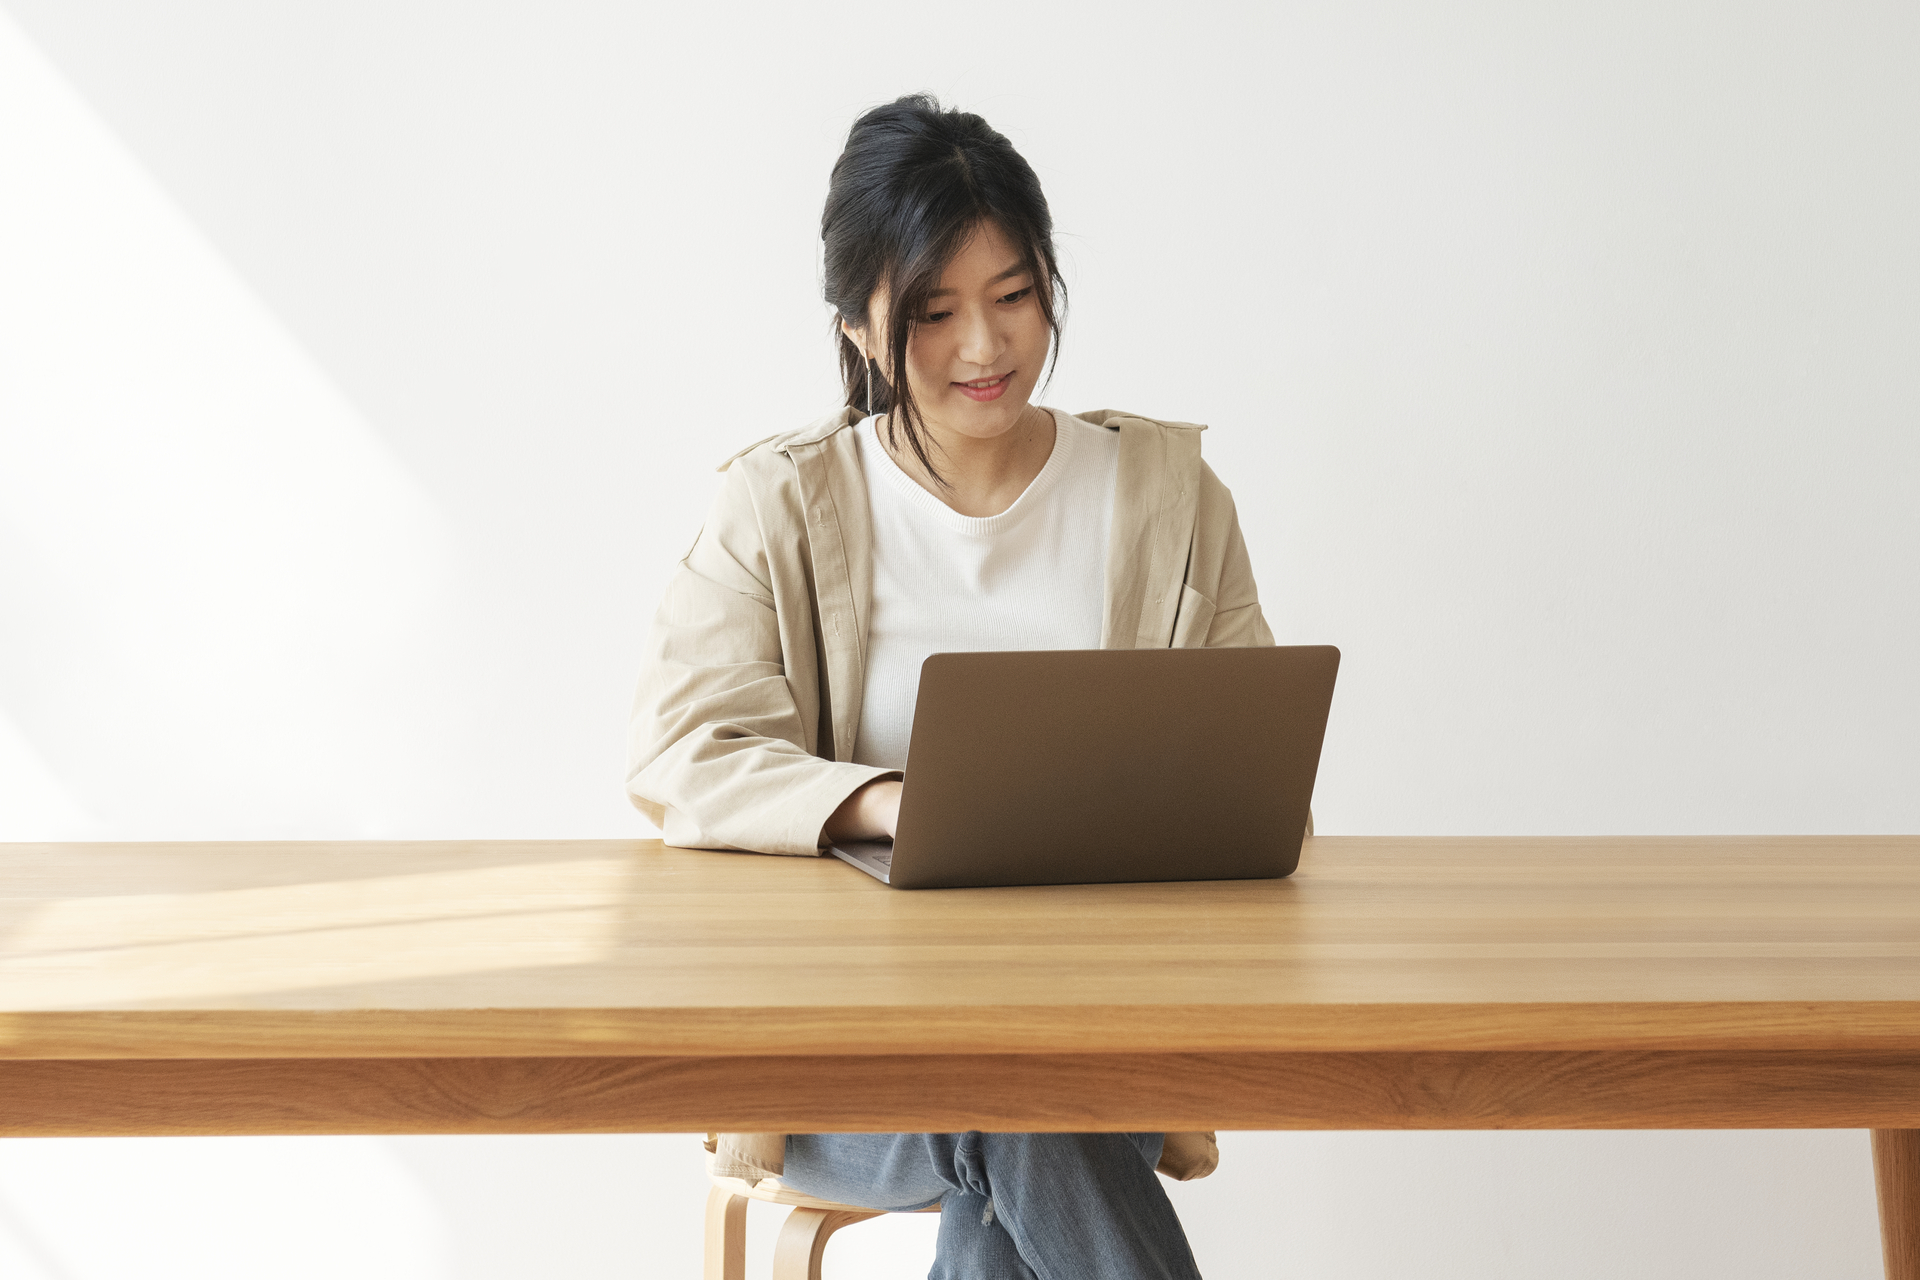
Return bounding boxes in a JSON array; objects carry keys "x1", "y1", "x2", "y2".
[
  {"x1": 999, "y1": 287, "x2": 1034, "y2": 305},
  {"x1": 923, "y1": 310, "x2": 953, "y2": 323}
]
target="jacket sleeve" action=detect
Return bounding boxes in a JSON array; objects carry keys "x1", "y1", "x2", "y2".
[
  {"x1": 627, "y1": 464, "x2": 895, "y2": 855},
  {"x1": 1198, "y1": 464, "x2": 1276, "y2": 649}
]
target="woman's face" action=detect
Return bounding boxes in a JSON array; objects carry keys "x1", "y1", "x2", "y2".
[{"x1": 853, "y1": 219, "x2": 1052, "y2": 443}]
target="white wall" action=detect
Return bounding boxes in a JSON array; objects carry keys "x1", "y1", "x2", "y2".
[{"x1": 0, "y1": 1, "x2": 1913, "y2": 1277}]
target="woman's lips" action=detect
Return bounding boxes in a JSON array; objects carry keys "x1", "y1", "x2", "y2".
[{"x1": 955, "y1": 372, "x2": 1012, "y2": 403}]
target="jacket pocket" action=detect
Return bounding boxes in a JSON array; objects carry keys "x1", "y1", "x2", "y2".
[
  {"x1": 706, "y1": 1131, "x2": 786, "y2": 1182},
  {"x1": 1169, "y1": 585, "x2": 1217, "y2": 648}
]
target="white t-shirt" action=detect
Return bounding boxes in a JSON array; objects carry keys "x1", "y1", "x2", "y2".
[{"x1": 851, "y1": 407, "x2": 1119, "y2": 770}]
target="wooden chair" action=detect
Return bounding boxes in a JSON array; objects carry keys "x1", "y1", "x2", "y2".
[{"x1": 704, "y1": 1174, "x2": 940, "y2": 1280}]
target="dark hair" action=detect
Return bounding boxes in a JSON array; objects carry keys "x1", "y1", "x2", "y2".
[{"x1": 821, "y1": 95, "x2": 1064, "y2": 483}]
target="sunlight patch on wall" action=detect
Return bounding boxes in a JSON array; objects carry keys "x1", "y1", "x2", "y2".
[
  {"x1": 0, "y1": 14, "x2": 449, "y2": 839},
  {"x1": 0, "y1": 711, "x2": 98, "y2": 840},
  {"x1": 0, "y1": 1136, "x2": 449, "y2": 1280}
]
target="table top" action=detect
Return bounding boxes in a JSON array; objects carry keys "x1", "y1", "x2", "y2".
[{"x1": 3, "y1": 836, "x2": 1917, "y2": 1060}]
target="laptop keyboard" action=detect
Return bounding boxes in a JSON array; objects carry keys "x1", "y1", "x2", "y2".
[{"x1": 829, "y1": 841, "x2": 895, "y2": 882}]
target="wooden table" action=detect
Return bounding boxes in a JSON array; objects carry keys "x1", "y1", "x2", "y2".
[{"x1": 3, "y1": 836, "x2": 1918, "y2": 1274}]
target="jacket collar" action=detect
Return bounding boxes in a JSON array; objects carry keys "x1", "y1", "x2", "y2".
[
  {"x1": 1078, "y1": 410, "x2": 1207, "y2": 648},
  {"x1": 779, "y1": 410, "x2": 873, "y2": 763},
  {"x1": 711, "y1": 408, "x2": 856, "y2": 474}
]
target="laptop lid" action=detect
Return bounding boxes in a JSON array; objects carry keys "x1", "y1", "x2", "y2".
[{"x1": 877, "y1": 645, "x2": 1339, "y2": 890}]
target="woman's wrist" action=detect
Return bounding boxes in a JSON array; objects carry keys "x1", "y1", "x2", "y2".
[{"x1": 823, "y1": 778, "x2": 903, "y2": 843}]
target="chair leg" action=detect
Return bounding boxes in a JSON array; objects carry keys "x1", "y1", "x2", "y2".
[
  {"x1": 1876, "y1": 1130, "x2": 1920, "y2": 1280},
  {"x1": 703, "y1": 1185, "x2": 749, "y2": 1280},
  {"x1": 771, "y1": 1206, "x2": 883, "y2": 1280}
]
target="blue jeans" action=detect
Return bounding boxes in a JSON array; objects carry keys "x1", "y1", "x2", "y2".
[{"x1": 781, "y1": 1132, "x2": 1202, "y2": 1280}]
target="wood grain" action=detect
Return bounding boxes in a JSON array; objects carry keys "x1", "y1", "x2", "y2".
[
  {"x1": 1878, "y1": 1130, "x2": 1920, "y2": 1280},
  {"x1": 704, "y1": 1186, "x2": 748, "y2": 1280},
  {"x1": 773, "y1": 1208, "x2": 882, "y2": 1280},
  {"x1": 4, "y1": 836, "x2": 1920, "y2": 1060},
  {"x1": 5, "y1": 1051, "x2": 1919, "y2": 1137}
]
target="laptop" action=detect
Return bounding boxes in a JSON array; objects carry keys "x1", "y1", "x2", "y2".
[{"x1": 830, "y1": 645, "x2": 1339, "y2": 889}]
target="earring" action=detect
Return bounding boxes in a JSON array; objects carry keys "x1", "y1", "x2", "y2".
[{"x1": 864, "y1": 356, "x2": 875, "y2": 419}]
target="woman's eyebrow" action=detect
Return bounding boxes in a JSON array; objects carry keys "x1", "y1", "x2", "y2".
[{"x1": 927, "y1": 262, "x2": 1032, "y2": 297}]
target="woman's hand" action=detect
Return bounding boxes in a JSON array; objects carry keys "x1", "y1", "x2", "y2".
[{"x1": 823, "y1": 779, "x2": 903, "y2": 844}]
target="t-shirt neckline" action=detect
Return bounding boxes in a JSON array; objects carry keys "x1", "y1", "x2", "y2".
[{"x1": 858, "y1": 406, "x2": 1075, "y2": 536}]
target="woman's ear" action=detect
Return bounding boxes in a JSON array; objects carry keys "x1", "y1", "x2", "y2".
[{"x1": 839, "y1": 318, "x2": 868, "y2": 360}]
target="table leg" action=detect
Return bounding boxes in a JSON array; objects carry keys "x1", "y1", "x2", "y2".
[{"x1": 1875, "y1": 1130, "x2": 1920, "y2": 1280}]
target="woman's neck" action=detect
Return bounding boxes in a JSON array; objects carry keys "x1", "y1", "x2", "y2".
[{"x1": 879, "y1": 403, "x2": 1055, "y2": 519}]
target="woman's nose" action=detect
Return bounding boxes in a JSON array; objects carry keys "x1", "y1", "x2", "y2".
[{"x1": 956, "y1": 309, "x2": 1004, "y2": 369}]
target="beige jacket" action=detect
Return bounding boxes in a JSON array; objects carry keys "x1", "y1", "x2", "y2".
[
  {"x1": 630, "y1": 406, "x2": 1269, "y2": 1186},
  {"x1": 628, "y1": 406, "x2": 1274, "y2": 855}
]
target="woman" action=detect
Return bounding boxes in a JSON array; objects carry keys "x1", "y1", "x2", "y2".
[{"x1": 629, "y1": 95, "x2": 1271, "y2": 1280}]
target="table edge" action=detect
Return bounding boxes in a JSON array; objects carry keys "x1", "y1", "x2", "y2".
[{"x1": 6, "y1": 1001, "x2": 1920, "y2": 1059}]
